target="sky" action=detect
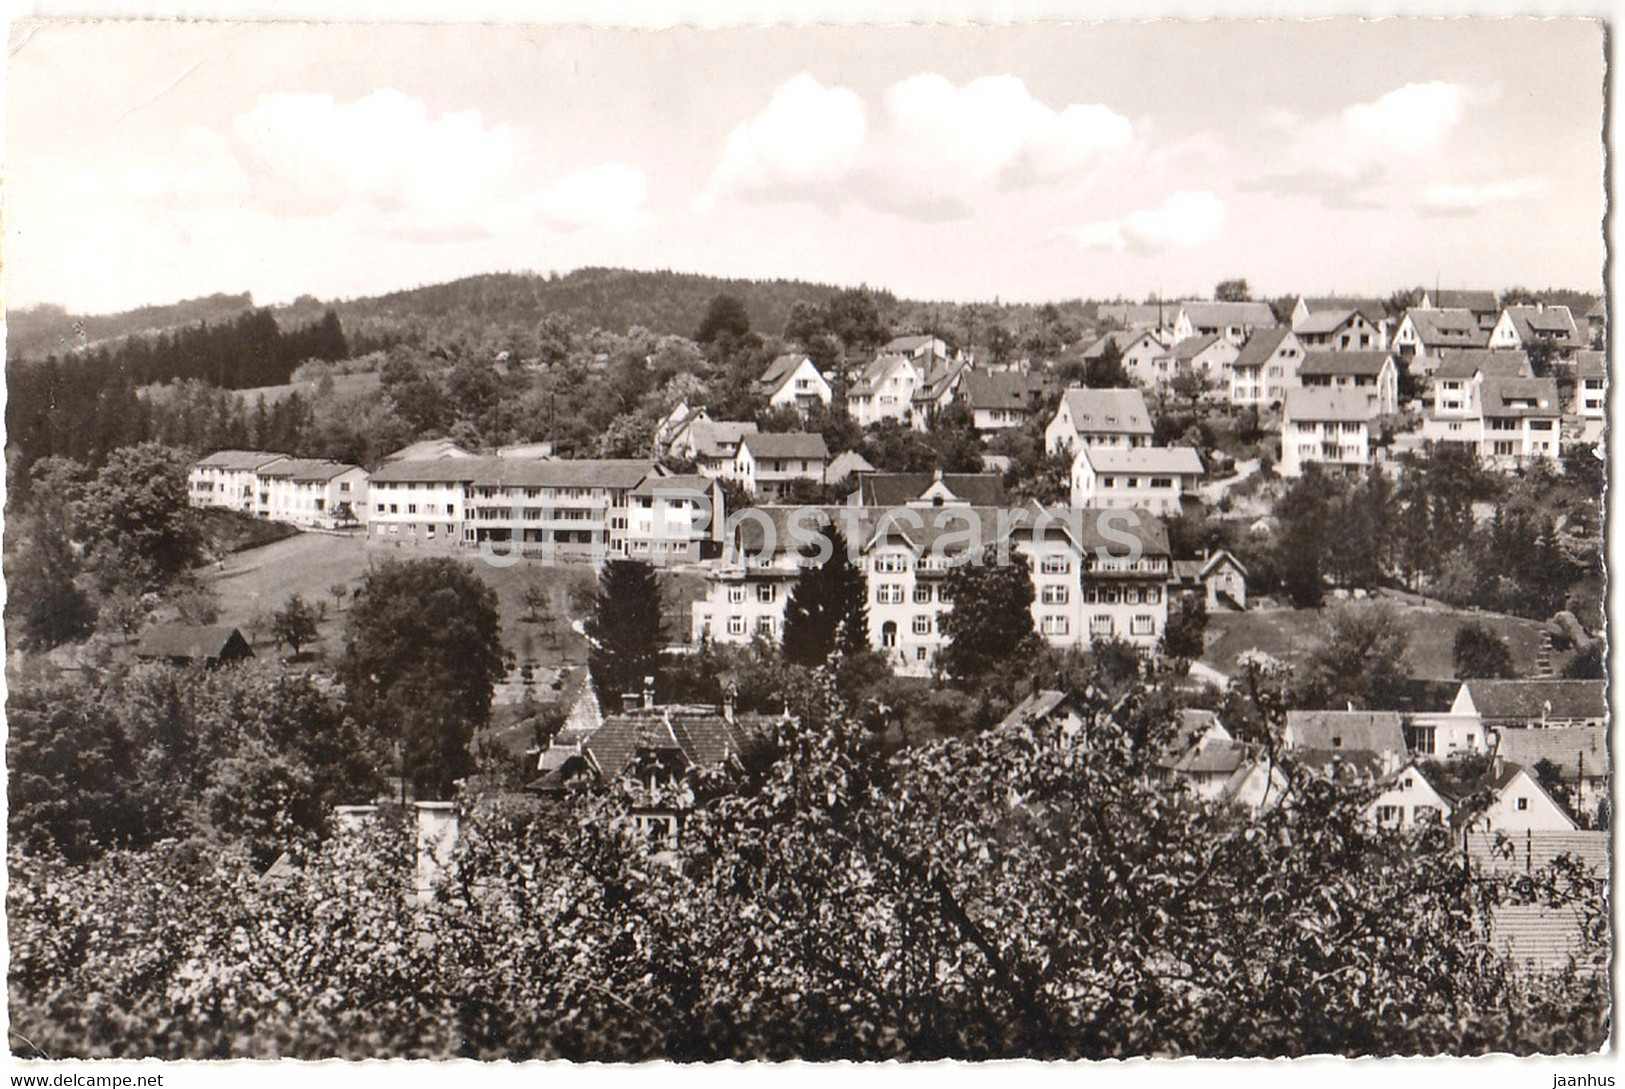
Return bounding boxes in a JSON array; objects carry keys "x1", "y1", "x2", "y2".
[{"x1": 3, "y1": 17, "x2": 1607, "y2": 314}]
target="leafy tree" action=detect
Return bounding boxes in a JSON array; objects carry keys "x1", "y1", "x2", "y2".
[
  {"x1": 1453, "y1": 621, "x2": 1517, "y2": 680},
  {"x1": 1272, "y1": 470, "x2": 1329, "y2": 608},
  {"x1": 6, "y1": 502, "x2": 97, "y2": 650},
  {"x1": 72, "y1": 442, "x2": 202, "y2": 596},
  {"x1": 328, "y1": 582, "x2": 349, "y2": 612},
  {"x1": 522, "y1": 580, "x2": 553, "y2": 624},
  {"x1": 585, "y1": 559, "x2": 664, "y2": 702},
  {"x1": 1215, "y1": 278, "x2": 1252, "y2": 302},
  {"x1": 825, "y1": 287, "x2": 890, "y2": 352},
  {"x1": 1293, "y1": 602, "x2": 1411, "y2": 710},
  {"x1": 271, "y1": 593, "x2": 323, "y2": 658},
  {"x1": 1161, "y1": 592, "x2": 1209, "y2": 661},
  {"x1": 938, "y1": 545, "x2": 1038, "y2": 686},
  {"x1": 342, "y1": 558, "x2": 505, "y2": 799},
  {"x1": 1564, "y1": 640, "x2": 1605, "y2": 679},
  {"x1": 695, "y1": 293, "x2": 752, "y2": 345},
  {"x1": 9, "y1": 672, "x2": 1609, "y2": 1059},
  {"x1": 781, "y1": 525, "x2": 869, "y2": 667}
]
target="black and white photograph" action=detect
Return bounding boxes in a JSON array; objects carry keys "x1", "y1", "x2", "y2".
[{"x1": 0, "y1": 5, "x2": 1613, "y2": 1073}]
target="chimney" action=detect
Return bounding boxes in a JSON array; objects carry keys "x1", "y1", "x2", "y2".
[
  {"x1": 643, "y1": 676, "x2": 656, "y2": 710},
  {"x1": 933, "y1": 468, "x2": 944, "y2": 483},
  {"x1": 621, "y1": 692, "x2": 641, "y2": 714},
  {"x1": 721, "y1": 680, "x2": 737, "y2": 724}
]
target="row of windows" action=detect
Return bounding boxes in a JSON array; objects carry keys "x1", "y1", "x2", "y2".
[{"x1": 1096, "y1": 475, "x2": 1177, "y2": 489}]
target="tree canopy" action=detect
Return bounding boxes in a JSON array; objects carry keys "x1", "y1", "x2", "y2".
[
  {"x1": 781, "y1": 525, "x2": 870, "y2": 667},
  {"x1": 340, "y1": 558, "x2": 505, "y2": 799},
  {"x1": 585, "y1": 559, "x2": 665, "y2": 702}
]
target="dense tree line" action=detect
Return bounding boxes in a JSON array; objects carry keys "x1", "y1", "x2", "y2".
[{"x1": 7, "y1": 671, "x2": 1608, "y2": 1059}]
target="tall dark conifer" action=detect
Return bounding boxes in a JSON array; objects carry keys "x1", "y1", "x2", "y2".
[{"x1": 782, "y1": 525, "x2": 869, "y2": 667}]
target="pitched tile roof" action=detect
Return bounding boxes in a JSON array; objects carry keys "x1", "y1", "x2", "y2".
[
  {"x1": 1082, "y1": 329, "x2": 1160, "y2": 358},
  {"x1": 1232, "y1": 327, "x2": 1297, "y2": 371},
  {"x1": 1057, "y1": 387, "x2": 1153, "y2": 435},
  {"x1": 1281, "y1": 387, "x2": 1380, "y2": 422},
  {"x1": 684, "y1": 420, "x2": 758, "y2": 460},
  {"x1": 1502, "y1": 305, "x2": 1579, "y2": 342},
  {"x1": 1077, "y1": 446, "x2": 1205, "y2": 476},
  {"x1": 1171, "y1": 332, "x2": 1228, "y2": 362},
  {"x1": 466, "y1": 458, "x2": 656, "y2": 489},
  {"x1": 1300, "y1": 296, "x2": 1388, "y2": 324},
  {"x1": 1478, "y1": 377, "x2": 1562, "y2": 418},
  {"x1": 1463, "y1": 679, "x2": 1606, "y2": 721},
  {"x1": 852, "y1": 472, "x2": 1009, "y2": 507},
  {"x1": 1432, "y1": 289, "x2": 1499, "y2": 312},
  {"x1": 1574, "y1": 349, "x2": 1605, "y2": 380},
  {"x1": 1298, "y1": 351, "x2": 1395, "y2": 378},
  {"x1": 368, "y1": 456, "x2": 493, "y2": 484},
  {"x1": 382, "y1": 438, "x2": 475, "y2": 462},
  {"x1": 1283, "y1": 710, "x2": 1406, "y2": 758},
  {"x1": 196, "y1": 450, "x2": 290, "y2": 471},
  {"x1": 848, "y1": 354, "x2": 915, "y2": 396},
  {"x1": 1405, "y1": 308, "x2": 1491, "y2": 348},
  {"x1": 1432, "y1": 349, "x2": 1533, "y2": 380},
  {"x1": 1293, "y1": 308, "x2": 1360, "y2": 335},
  {"x1": 1495, "y1": 726, "x2": 1608, "y2": 781},
  {"x1": 135, "y1": 624, "x2": 253, "y2": 662},
  {"x1": 756, "y1": 353, "x2": 813, "y2": 393},
  {"x1": 961, "y1": 370, "x2": 1039, "y2": 412},
  {"x1": 631, "y1": 473, "x2": 715, "y2": 498},
  {"x1": 256, "y1": 457, "x2": 363, "y2": 483},
  {"x1": 1179, "y1": 301, "x2": 1278, "y2": 329},
  {"x1": 740, "y1": 431, "x2": 829, "y2": 460},
  {"x1": 1490, "y1": 904, "x2": 1598, "y2": 976},
  {"x1": 583, "y1": 708, "x2": 746, "y2": 780},
  {"x1": 825, "y1": 450, "x2": 877, "y2": 483}
]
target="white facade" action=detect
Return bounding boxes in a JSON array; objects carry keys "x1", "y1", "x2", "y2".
[
  {"x1": 759, "y1": 355, "x2": 833, "y2": 411},
  {"x1": 1279, "y1": 389, "x2": 1377, "y2": 477},
  {"x1": 1045, "y1": 388, "x2": 1155, "y2": 455},
  {"x1": 257, "y1": 462, "x2": 369, "y2": 528},
  {"x1": 1475, "y1": 766, "x2": 1578, "y2": 834},
  {"x1": 1070, "y1": 446, "x2": 1204, "y2": 514},
  {"x1": 1367, "y1": 764, "x2": 1453, "y2": 830},
  {"x1": 847, "y1": 355, "x2": 922, "y2": 427},
  {"x1": 188, "y1": 451, "x2": 289, "y2": 513}
]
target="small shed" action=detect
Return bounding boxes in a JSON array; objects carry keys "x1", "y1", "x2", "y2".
[{"x1": 134, "y1": 624, "x2": 254, "y2": 666}]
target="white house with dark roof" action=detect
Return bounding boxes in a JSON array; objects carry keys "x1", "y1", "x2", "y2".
[
  {"x1": 1420, "y1": 288, "x2": 1500, "y2": 322},
  {"x1": 1293, "y1": 308, "x2": 1389, "y2": 352},
  {"x1": 1172, "y1": 301, "x2": 1278, "y2": 347},
  {"x1": 1279, "y1": 388, "x2": 1380, "y2": 477},
  {"x1": 1367, "y1": 761, "x2": 1454, "y2": 829},
  {"x1": 624, "y1": 473, "x2": 726, "y2": 563},
  {"x1": 755, "y1": 353, "x2": 832, "y2": 411},
  {"x1": 255, "y1": 458, "x2": 369, "y2": 527},
  {"x1": 1392, "y1": 308, "x2": 1491, "y2": 373},
  {"x1": 1574, "y1": 350, "x2": 1605, "y2": 442},
  {"x1": 1069, "y1": 445, "x2": 1204, "y2": 514},
  {"x1": 1227, "y1": 327, "x2": 1305, "y2": 406},
  {"x1": 188, "y1": 450, "x2": 289, "y2": 513},
  {"x1": 1472, "y1": 761, "x2": 1579, "y2": 834},
  {"x1": 1422, "y1": 351, "x2": 1535, "y2": 445},
  {"x1": 1475, "y1": 377, "x2": 1563, "y2": 467},
  {"x1": 881, "y1": 334, "x2": 952, "y2": 364},
  {"x1": 960, "y1": 370, "x2": 1041, "y2": 432},
  {"x1": 847, "y1": 354, "x2": 922, "y2": 427},
  {"x1": 1495, "y1": 727, "x2": 1608, "y2": 824},
  {"x1": 462, "y1": 458, "x2": 657, "y2": 559},
  {"x1": 908, "y1": 358, "x2": 969, "y2": 431},
  {"x1": 1296, "y1": 350, "x2": 1400, "y2": 415},
  {"x1": 1169, "y1": 549, "x2": 1248, "y2": 610},
  {"x1": 1489, "y1": 304, "x2": 1582, "y2": 356},
  {"x1": 731, "y1": 431, "x2": 829, "y2": 499},
  {"x1": 1283, "y1": 710, "x2": 1408, "y2": 777},
  {"x1": 670, "y1": 419, "x2": 758, "y2": 477},
  {"x1": 366, "y1": 457, "x2": 481, "y2": 548},
  {"x1": 1045, "y1": 387, "x2": 1154, "y2": 454},
  {"x1": 1291, "y1": 295, "x2": 1389, "y2": 330}
]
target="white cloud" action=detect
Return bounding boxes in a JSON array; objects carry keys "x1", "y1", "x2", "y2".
[
  {"x1": 1418, "y1": 175, "x2": 1550, "y2": 217},
  {"x1": 1253, "y1": 81, "x2": 1474, "y2": 207},
  {"x1": 1340, "y1": 81, "x2": 1467, "y2": 156},
  {"x1": 1071, "y1": 190, "x2": 1226, "y2": 254},
  {"x1": 700, "y1": 72, "x2": 1132, "y2": 218},
  {"x1": 529, "y1": 163, "x2": 653, "y2": 232},
  {"x1": 700, "y1": 73, "x2": 867, "y2": 208}
]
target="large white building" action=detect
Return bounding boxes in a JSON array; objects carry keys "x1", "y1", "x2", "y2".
[
  {"x1": 255, "y1": 459, "x2": 369, "y2": 528},
  {"x1": 188, "y1": 450, "x2": 289, "y2": 513},
  {"x1": 1279, "y1": 388, "x2": 1379, "y2": 477},
  {"x1": 755, "y1": 354, "x2": 832, "y2": 411},
  {"x1": 366, "y1": 455, "x2": 659, "y2": 560},
  {"x1": 1227, "y1": 328, "x2": 1305, "y2": 406},
  {"x1": 691, "y1": 503, "x2": 1173, "y2": 676}
]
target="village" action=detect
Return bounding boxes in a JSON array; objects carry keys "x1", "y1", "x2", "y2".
[
  {"x1": 4, "y1": 16, "x2": 1611, "y2": 1063},
  {"x1": 143, "y1": 288, "x2": 1608, "y2": 979}
]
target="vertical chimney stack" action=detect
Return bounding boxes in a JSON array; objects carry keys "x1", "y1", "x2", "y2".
[{"x1": 643, "y1": 676, "x2": 656, "y2": 710}]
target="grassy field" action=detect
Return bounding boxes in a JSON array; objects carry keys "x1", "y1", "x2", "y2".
[
  {"x1": 235, "y1": 371, "x2": 382, "y2": 407},
  {"x1": 1201, "y1": 596, "x2": 1563, "y2": 682},
  {"x1": 202, "y1": 531, "x2": 706, "y2": 672}
]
